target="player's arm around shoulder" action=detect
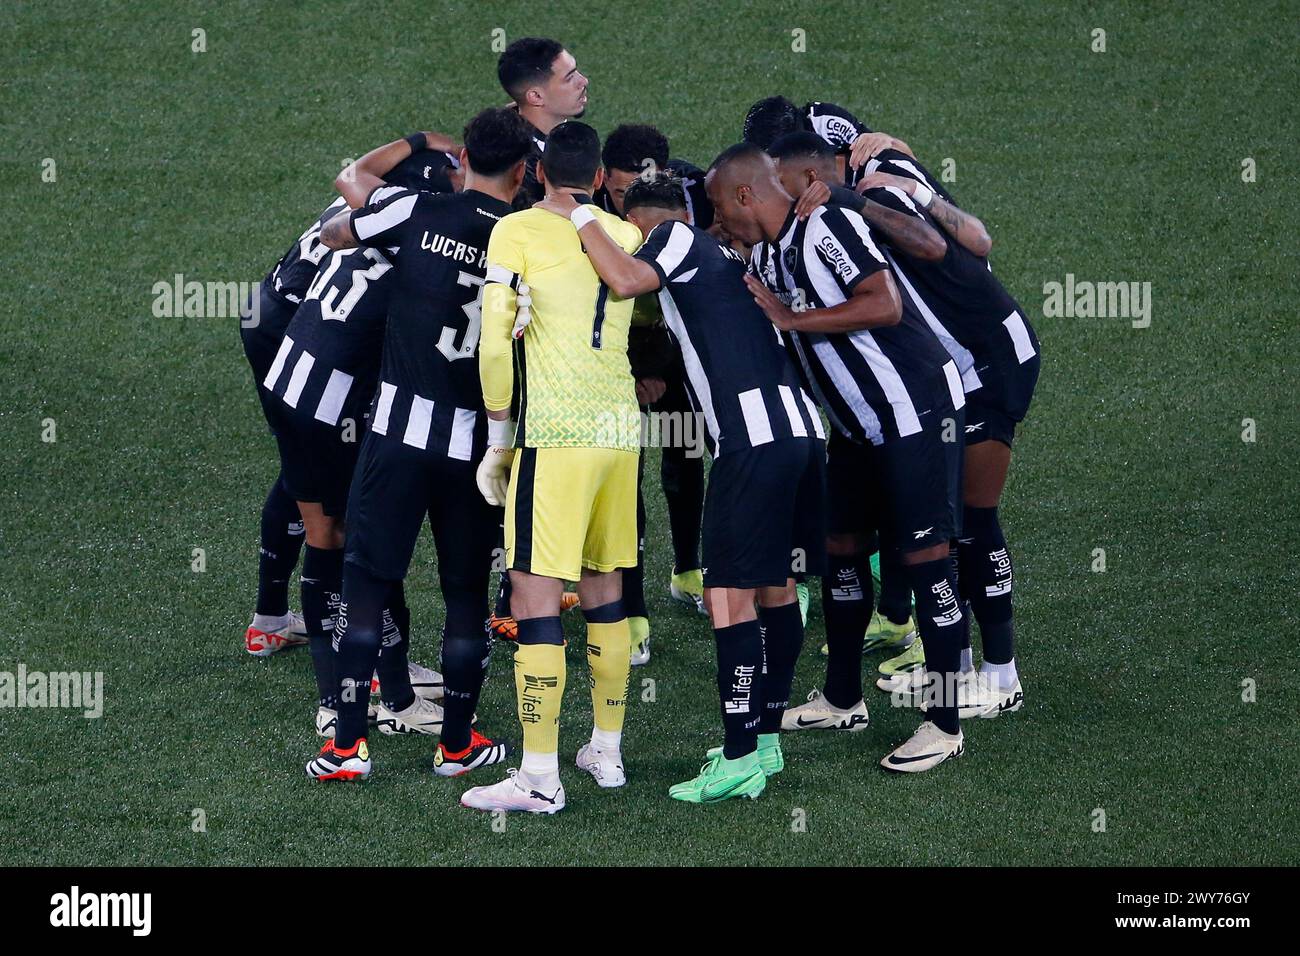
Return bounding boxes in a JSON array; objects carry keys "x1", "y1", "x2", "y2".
[{"x1": 481, "y1": 213, "x2": 528, "y2": 414}]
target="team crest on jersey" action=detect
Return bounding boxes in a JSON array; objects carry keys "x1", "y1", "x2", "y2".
[{"x1": 783, "y1": 245, "x2": 798, "y2": 273}]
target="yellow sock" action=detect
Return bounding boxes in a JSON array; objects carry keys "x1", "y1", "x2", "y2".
[
  {"x1": 514, "y1": 642, "x2": 565, "y2": 756},
  {"x1": 586, "y1": 619, "x2": 631, "y2": 733}
]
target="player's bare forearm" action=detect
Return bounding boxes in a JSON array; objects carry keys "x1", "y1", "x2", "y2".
[
  {"x1": 928, "y1": 196, "x2": 992, "y2": 257},
  {"x1": 791, "y1": 271, "x2": 901, "y2": 332},
  {"x1": 576, "y1": 222, "x2": 660, "y2": 298},
  {"x1": 860, "y1": 199, "x2": 946, "y2": 261},
  {"x1": 319, "y1": 211, "x2": 358, "y2": 250},
  {"x1": 336, "y1": 133, "x2": 430, "y2": 208}
]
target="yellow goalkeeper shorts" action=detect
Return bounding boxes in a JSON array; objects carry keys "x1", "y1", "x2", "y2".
[{"x1": 505, "y1": 446, "x2": 640, "y2": 582}]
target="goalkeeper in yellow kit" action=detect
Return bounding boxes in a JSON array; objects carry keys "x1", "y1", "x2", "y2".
[{"x1": 462, "y1": 122, "x2": 644, "y2": 815}]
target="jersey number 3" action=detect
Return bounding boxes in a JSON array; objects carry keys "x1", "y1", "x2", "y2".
[{"x1": 436, "y1": 271, "x2": 485, "y2": 362}]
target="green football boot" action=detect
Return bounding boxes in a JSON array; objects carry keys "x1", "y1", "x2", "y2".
[
  {"x1": 669, "y1": 750, "x2": 766, "y2": 803},
  {"x1": 876, "y1": 635, "x2": 926, "y2": 693},
  {"x1": 863, "y1": 611, "x2": 917, "y2": 652},
  {"x1": 707, "y1": 733, "x2": 784, "y2": 777}
]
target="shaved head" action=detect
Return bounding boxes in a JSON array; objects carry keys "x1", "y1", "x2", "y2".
[{"x1": 705, "y1": 142, "x2": 793, "y2": 246}]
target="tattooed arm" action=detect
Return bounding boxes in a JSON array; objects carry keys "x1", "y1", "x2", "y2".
[
  {"x1": 828, "y1": 185, "x2": 946, "y2": 262},
  {"x1": 856, "y1": 171, "x2": 992, "y2": 257},
  {"x1": 318, "y1": 210, "x2": 359, "y2": 250}
]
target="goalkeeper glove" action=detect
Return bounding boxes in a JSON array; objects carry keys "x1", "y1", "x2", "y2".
[{"x1": 476, "y1": 417, "x2": 517, "y2": 506}]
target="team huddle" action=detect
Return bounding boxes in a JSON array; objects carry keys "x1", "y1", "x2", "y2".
[{"x1": 237, "y1": 37, "x2": 1040, "y2": 812}]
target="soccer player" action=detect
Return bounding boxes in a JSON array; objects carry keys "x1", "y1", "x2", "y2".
[
  {"x1": 497, "y1": 37, "x2": 589, "y2": 209},
  {"x1": 264, "y1": 142, "x2": 460, "y2": 739},
  {"x1": 462, "y1": 122, "x2": 642, "y2": 813},
  {"x1": 708, "y1": 143, "x2": 970, "y2": 772},
  {"x1": 597, "y1": 124, "x2": 712, "y2": 655},
  {"x1": 240, "y1": 136, "x2": 462, "y2": 658},
  {"x1": 303, "y1": 108, "x2": 533, "y2": 782},
  {"x1": 850, "y1": 156, "x2": 1035, "y2": 715},
  {"x1": 532, "y1": 172, "x2": 827, "y2": 802}
]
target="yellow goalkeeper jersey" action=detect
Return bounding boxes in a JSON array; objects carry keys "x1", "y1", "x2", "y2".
[{"x1": 481, "y1": 201, "x2": 644, "y2": 451}]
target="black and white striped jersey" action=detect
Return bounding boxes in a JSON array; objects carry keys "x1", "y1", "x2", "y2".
[
  {"x1": 347, "y1": 185, "x2": 513, "y2": 461},
  {"x1": 804, "y1": 101, "x2": 869, "y2": 157},
  {"x1": 634, "y1": 219, "x2": 824, "y2": 458},
  {"x1": 596, "y1": 159, "x2": 714, "y2": 231},
  {"x1": 751, "y1": 204, "x2": 964, "y2": 446},
  {"x1": 264, "y1": 197, "x2": 349, "y2": 307},
  {"x1": 856, "y1": 150, "x2": 1039, "y2": 418},
  {"x1": 262, "y1": 246, "x2": 395, "y2": 428},
  {"x1": 845, "y1": 146, "x2": 958, "y2": 202}
]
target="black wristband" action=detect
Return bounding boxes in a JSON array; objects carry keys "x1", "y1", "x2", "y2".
[{"x1": 404, "y1": 132, "x2": 426, "y2": 155}]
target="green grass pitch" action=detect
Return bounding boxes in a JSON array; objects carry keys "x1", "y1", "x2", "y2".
[{"x1": 2, "y1": 0, "x2": 1297, "y2": 866}]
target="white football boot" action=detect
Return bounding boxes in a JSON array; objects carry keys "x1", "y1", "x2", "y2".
[
  {"x1": 244, "y1": 611, "x2": 308, "y2": 657},
  {"x1": 575, "y1": 743, "x2": 626, "y2": 788},
  {"x1": 375, "y1": 696, "x2": 445, "y2": 736},
  {"x1": 880, "y1": 721, "x2": 964, "y2": 773},
  {"x1": 461, "y1": 769, "x2": 566, "y2": 814},
  {"x1": 406, "y1": 660, "x2": 445, "y2": 701},
  {"x1": 780, "y1": 689, "x2": 870, "y2": 732},
  {"x1": 978, "y1": 673, "x2": 1024, "y2": 718},
  {"x1": 315, "y1": 707, "x2": 338, "y2": 738}
]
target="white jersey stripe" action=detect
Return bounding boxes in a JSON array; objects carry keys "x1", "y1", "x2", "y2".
[
  {"x1": 313, "y1": 369, "x2": 355, "y2": 425},
  {"x1": 738, "y1": 388, "x2": 775, "y2": 447},
  {"x1": 403, "y1": 395, "x2": 434, "y2": 449},
  {"x1": 263, "y1": 335, "x2": 294, "y2": 391},
  {"x1": 801, "y1": 391, "x2": 826, "y2": 440},
  {"x1": 283, "y1": 351, "x2": 315, "y2": 409},
  {"x1": 448, "y1": 408, "x2": 476, "y2": 461},
  {"x1": 942, "y1": 361, "x2": 966, "y2": 412},
  {"x1": 658, "y1": 288, "x2": 721, "y2": 452},
  {"x1": 354, "y1": 194, "x2": 417, "y2": 242},
  {"x1": 372, "y1": 381, "x2": 396, "y2": 435},
  {"x1": 654, "y1": 221, "x2": 694, "y2": 279},
  {"x1": 1003, "y1": 311, "x2": 1037, "y2": 364},
  {"x1": 778, "y1": 385, "x2": 808, "y2": 438}
]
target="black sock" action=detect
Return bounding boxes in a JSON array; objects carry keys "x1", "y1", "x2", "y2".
[
  {"x1": 821, "y1": 556, "x2": 873, "y2": 709},
  {"x1": 440, "y1": 592, "x2": 492, "y2": 753},
  {"x1": 662, "y1": 445, "x2": 704, "y2": 573},
  {"x1": 255, "y1": 477, "x2": 304, "y2": 616},
  {"x1": 960, "y1": 506, "x2": 1016, "y2": 664},
  {"x1": 376, "y1": 582, "x2": 414, "y2": 711},
  {"x1": 715, "y1": 620, "x2": 763, "y2": 759},
  {"x1": 877, "y1": 547, "x2": 911, "y2": 625},
  {"x1": 333, "y1": 561, "x2": 388, "y2": 748},
  {"x1": 757, "y1": 601, "x2": 804, "y2": 735},
  {"x1": 302, "y1": 545, "x2": 344, "y2": 709},
  {"x1": 905, "y1": 557, "x2": 965, "y2": 735},
  {"x1": 493, "y1": 524, "x2": 512, "y2": 617}
]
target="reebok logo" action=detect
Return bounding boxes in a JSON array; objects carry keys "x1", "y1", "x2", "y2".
[{"x1": 912, "y1": 527, "x2": 934, "y2": 540}]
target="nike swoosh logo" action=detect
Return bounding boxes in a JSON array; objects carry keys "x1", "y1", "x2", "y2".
[
  {"x1": 887, "y1": 751, "x2": 945, "y2": 764},
  {"x1": 796, "y1": 716, "x2": 825, "y2": 727}
]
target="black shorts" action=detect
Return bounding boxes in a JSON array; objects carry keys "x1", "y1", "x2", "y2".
[
  {"x1": 240, "y1": 287, "x2": 298, "y2": 432},
  {"x1": 826, "y1": 417, "x2": 963, "y2": 553},
  {"x1": 963, "y1": 398, "x2": 1018, "y2": 447},
  {"x1": 701, "y1": 437, "x2": 827, "y2": 589},
  {"x1": 345, "y1": 431, "x2": 500, "y2": 587},
  {"x1": 264, "y1": 396, "x2": 361, "y2": 515}
]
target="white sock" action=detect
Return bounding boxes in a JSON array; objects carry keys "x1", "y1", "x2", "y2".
[
  {"x1": 591, "y1": 727, "x2": 622, "y2": 752},
  {"x1": 980, "y1": 659, "x2": 1019, "y2": 690},
  {"x1": 252, "y1": 612, "x2": 292, "y2": 632},
  {"x1": 520, "y1": 750, "x2": 560, "y2": 788},
  {"x1": 959, "y1": 646, "x2": 975, "y2": 673}
]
